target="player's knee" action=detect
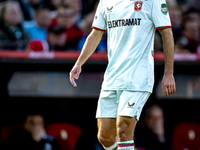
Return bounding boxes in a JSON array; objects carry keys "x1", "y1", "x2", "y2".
[
  {"x1": 97, "y1": 132, "x2": 116, "y2": 147},
  {"x1": 117, "y1": 119, "x2": 133, "y2": 141},
  {"x1": 117, "y1": 126, "x2": 127, "y2": 141}
]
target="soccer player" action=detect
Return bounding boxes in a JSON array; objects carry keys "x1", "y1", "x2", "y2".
[{"x1": 69, "y1": 0, "x2": 176, "y2": 149}]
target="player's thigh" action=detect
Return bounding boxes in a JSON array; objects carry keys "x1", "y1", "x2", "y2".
[
  {"x1": 116, "y1": 116, "x2": 137, "y2": 141},
  {"x1": 97, "y1": 118, "x2": 117, "y2": 138}
]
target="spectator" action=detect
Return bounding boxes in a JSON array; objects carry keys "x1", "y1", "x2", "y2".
[
  {"x1": 18, "y1": 0, "x2": 45, "y2": 21},
  {"x1": 0, "y1": 1, "x2": 30, "y2": 50},
  {"x1": 176, "y1": 0, "x2": 191, "y2": 13},
  {"x1": 166, "y1": 0, "x2": 177, "y2": 8},
  {"x1": 48, "y1": 25, "x2": 67, "y2": 50},
  {"x1": 43, "y1": 0, "x2": 62, "y2": 18},
  {"x1": 176, "y1": 19, "x2": 200, "y2": 53},
  {"x1": 169, "y1": 7, "x2": 183, "y2": 44},
  {"x1": 23, "y1": 7, "x2": 51, "y2": 40},
  {"x1": 190, "y1": 0, "x2": 200, "y2": 11},
  {"x1": 183, "y1": 7, "x2": 200, "y2": 26},
  {"x1": 81, "y1": 0, "x2": 99, "y2": 18},
  {"x1": 77, "y1": 10, "x2": 107, "y2": 52},
  {"x1": 49, "y1": 3, "x2": 83, "y2": 50},
  {"x1": 62, "y1": 0, "x2": 82, "y2": 24},
  {"x1": 44, "y1": 0, "x2": 61, "y2": 11},
  {"x1": 135, "y1": 105, "x2": 171, "y2": 150},
  {"x1": 155, "y1": 5, "x2": 183, "y2": 53},
  {"x1": 154, "y1": 5, "x2": 182, "y2": 53},
  {"x1": 2, "y1": 114, "x2": 61, "y2": 150}
]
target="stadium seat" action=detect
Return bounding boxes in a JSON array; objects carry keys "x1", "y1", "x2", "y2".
[
  {"x1": 46, "y1": 123, "x2": 82, "y2": 150},
  {"x1": 171, "y1": 122, "x2": 200, "y2": 150},
  {"x1": 1, "y1": 124, "x2": 23, "y2": 144}
]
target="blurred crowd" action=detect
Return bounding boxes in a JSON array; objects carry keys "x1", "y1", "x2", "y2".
[
  {"x1": 0, "y1": 0, "x2": 107, "y2": 52},
  {"x1": 155, "y1": 0, "x2": 200, "y2": 54},
  {"x1": 0, "y1": 0, "x2": 200, "y2": 54}
]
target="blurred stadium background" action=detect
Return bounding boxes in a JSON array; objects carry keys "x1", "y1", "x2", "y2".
[{"x1": 0, "y1": 0, "x2": 200, "y2": 150}]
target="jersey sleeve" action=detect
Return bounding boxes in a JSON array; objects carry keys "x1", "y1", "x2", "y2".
[
  {"x1": 152, "y1": 0, "x2": 171, "y2": 29},
  {"x1": 92, "y1": 0, "x2": 107, "y2": 31}
]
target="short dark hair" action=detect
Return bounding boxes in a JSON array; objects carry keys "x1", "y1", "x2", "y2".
[
  {"x1": 36, "y1": 6, "x2": 50, "y2": 15},
  {"x1": 184, "y1": 7, "x2": 200, "y2": 16}
]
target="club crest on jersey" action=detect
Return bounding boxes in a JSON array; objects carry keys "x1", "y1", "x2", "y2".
[
  {"x1": 161, "y1": 3, "x2": 168, "y2": 15},
  {"x1": 134, "y1": 1, "x2": 143, "y2": 12}
]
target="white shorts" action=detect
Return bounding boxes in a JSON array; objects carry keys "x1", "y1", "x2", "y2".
[{"x1": 96, "y1": 90, "x2": 150, "y2": 120}]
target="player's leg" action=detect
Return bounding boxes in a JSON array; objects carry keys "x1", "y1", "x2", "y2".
[
  {"x1": 116, "y1": 116, "x2": 137, "y2": 149},
  {"x1": 116, "y1": 91, "x2": 150, "y2": 149},
  {"x1": 96, "y1": 90, "x2": 118, "y2": 150},
  {"x1": 97, "y1": 118, "x2": 118, "y2": 149}
]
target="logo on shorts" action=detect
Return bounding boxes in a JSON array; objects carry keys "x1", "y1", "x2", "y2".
[
  {"x1": 161, "y1": 3, "x2": 168, "y2": 15},
  {"x1": 128, "y1": 102, "x2": 135, "y2": 108}
]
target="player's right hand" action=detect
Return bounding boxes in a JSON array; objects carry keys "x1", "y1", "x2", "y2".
[{"x1": 69, "y1": 65, "x2": 82, "y2": 87}]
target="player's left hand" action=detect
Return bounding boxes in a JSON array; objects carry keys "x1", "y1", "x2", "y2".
[{"x1": 161, "y1": 74, "x2": 176, "y2": 96}]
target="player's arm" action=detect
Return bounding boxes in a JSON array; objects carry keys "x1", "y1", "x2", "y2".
[
  {"x1": 69, "y1": 29, "x2": 104, "y2": 87},
  {"x1": 159, "y1": 28, "x2": 176, "y2": 96}
]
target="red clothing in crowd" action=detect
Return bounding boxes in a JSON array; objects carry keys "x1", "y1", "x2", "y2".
[{"x1": 49, "y1": 18, "x2": 83, "y2": 43}]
